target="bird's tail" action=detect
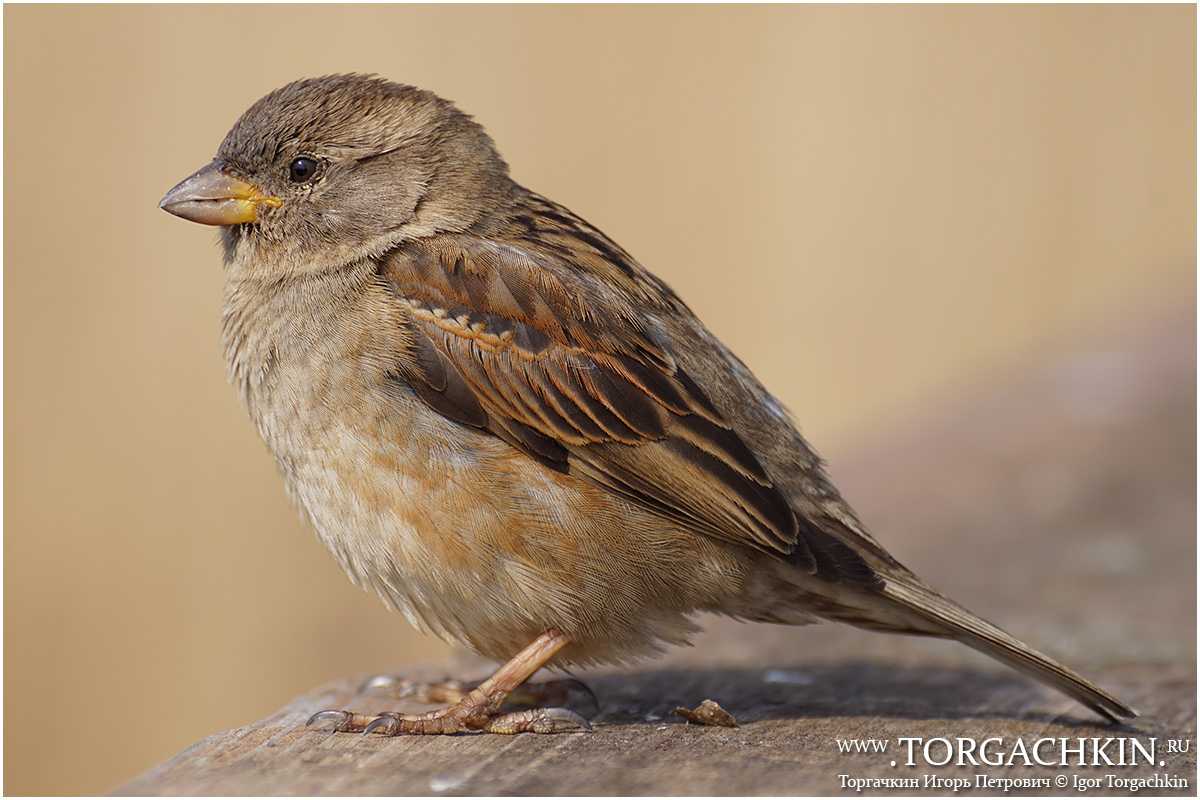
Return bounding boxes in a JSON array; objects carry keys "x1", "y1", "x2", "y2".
[{"x1": 873, "y1": 576, "x2": 1136, "y2": 722}]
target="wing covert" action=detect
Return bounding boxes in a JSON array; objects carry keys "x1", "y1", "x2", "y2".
[{"x1": 379, "y1": 232, "x2": 810, "y2": 565}]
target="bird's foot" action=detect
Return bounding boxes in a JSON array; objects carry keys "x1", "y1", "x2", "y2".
[
  {"x1": 306, "y1": 629, "x2": 593, "y2": 735},
  {"x1": 306, "y1": 684, "x2": 592, "y2": 735},
  {"x1": 357, "y1": 674, "x2": 476, "y2": 704},
  {"x1": 358, "y1": 673, "x2": 598, "y2": 716}
]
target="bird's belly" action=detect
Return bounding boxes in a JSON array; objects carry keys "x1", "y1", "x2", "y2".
[{"x1": 275, "y1": 388, "x2": 755, "y2": 664}]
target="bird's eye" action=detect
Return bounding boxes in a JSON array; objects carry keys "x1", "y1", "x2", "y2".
[{"x1": 288, "y1": 156, "x2": 319, "y2": 183}]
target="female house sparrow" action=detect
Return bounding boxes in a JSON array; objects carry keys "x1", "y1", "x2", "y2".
[{"x1": 160, "y1": 75, "x2": 1133, "y2": 735}]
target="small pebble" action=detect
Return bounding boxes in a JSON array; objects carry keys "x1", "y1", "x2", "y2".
[{"x1": 673, "y1": 698, "x2": 738, "y2": 728}]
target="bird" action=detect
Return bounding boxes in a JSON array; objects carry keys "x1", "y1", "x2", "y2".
[{"x1": 160, "y1": 74, "x2": 1134, "y2": 735}]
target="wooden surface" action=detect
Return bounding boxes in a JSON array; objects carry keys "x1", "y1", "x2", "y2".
[{"x1": 119, "y1": 318, "x2": 1196, "y2": 795}]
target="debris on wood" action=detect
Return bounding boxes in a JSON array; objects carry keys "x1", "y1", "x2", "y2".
[{"x1": 673, "y1": 698, "x2": 738, "y2": 727}]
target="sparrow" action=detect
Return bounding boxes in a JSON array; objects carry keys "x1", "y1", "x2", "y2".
[{"x1": 160, "y1": 74, "x2": 1134, "y2": 735}]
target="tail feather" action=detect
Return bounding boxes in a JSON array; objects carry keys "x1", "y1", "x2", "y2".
[{"x1": 879, "y1": 577, "x2": 1136, "y2": 722}]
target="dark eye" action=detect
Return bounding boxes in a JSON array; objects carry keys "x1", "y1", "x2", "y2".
[{"x1": 288, "y1": 156, "x2": 319, "y2": 183}]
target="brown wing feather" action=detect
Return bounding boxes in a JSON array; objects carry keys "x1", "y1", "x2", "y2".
[{"x1": 380, "y1": 198, "x2": 822, "y2": 569}]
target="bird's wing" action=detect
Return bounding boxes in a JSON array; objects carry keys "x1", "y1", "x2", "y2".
[{"x1": 378, "y1": 192, "x2": 875, "y2": 584}]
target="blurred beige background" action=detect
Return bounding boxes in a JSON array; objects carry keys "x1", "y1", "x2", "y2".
[{"x1": 4, "y1": 4, "x2": 1193, "y2": 795}]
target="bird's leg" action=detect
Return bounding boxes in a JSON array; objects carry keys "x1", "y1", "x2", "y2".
[{"x1": 307, "y1": 629, "x2": 591, "y2": 735}]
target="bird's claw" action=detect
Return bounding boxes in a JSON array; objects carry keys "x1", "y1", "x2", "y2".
[
  {"x1": 362, "y1": 711, "x2": 402, "y2": 736},
  {"x1": 560, "y1": 677, "x2": 601, "y2": 719},
  {"x1": 306, "y1": 709, "x2": 369, "y2": 733}
]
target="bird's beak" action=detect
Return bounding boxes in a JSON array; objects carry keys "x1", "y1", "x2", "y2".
[{"x1": 159, "y1": 161, "x2": 282, "y2": 226}]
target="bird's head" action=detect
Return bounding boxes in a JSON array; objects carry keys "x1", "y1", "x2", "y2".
[{"x1": 160, "y1": 74, "x2": 511, "y2": 276}]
